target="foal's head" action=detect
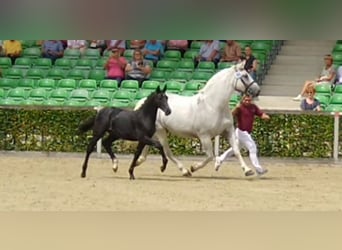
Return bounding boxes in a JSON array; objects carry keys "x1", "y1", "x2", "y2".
[{"x1": 151, "y1": 85, "x2": 171, "y2": 115}]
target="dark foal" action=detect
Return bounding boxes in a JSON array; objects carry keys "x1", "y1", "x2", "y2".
[{"x1": 79, "y1": 85, "x2": 171, "y2": 180}]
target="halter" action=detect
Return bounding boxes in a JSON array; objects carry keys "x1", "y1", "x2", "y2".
[{"x1": 233, "y1": 66, "x2": 257, "y2": 95}]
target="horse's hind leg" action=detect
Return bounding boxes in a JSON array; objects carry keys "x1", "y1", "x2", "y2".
[
  {"x1": 155, "y1": 129, "x2": 191, "y2": 176},
  {"x1": 128, "y1": 142, "x2": 146, "y2": 180},
  {"x1": 81, "y1": 134, "x2": 103, "y2": 178},
  {"x1": 102, "y1": 133, "x2": 119, "y2": 173},
  {"x1": 190, "y1": 135, "x2": 214, "y2": 173},
  {"x1": 136, "y1": 145, "x2": 150, "y2": 166}
]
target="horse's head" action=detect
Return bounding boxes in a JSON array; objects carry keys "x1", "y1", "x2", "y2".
[
  {"x1": 155, "y1": 85, "x2": 171, "y2": 116},
  {"x1": 233, "y1": 62, "x2": 260, "y2": 97}
]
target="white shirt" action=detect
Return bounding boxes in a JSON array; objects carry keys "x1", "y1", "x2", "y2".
[{"x1": 67, "y1": 40, "x2": 86, "y2": 49}]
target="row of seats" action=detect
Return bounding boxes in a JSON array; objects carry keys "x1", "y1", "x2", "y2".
[
  {"x1": 315, "y1": 83, "x2": 342, "y2": 111},
  {"x1": 0, "y1": 78, "x2": 205, "y2": 107}
]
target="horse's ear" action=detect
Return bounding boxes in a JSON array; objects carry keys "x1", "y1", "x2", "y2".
[
  {"x1": 162, "y1": 84, "x2": 167, "y2": 93},
  {"x1": 156, "y1": 85, "x2": 161, "y2": 93}
]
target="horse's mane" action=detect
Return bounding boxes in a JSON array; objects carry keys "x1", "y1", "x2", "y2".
[{"x1": 135, "y1": 91, "x2": 157, "y2": 111}]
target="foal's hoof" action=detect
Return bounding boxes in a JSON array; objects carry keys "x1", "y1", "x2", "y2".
[
  {"x1": 129, "y1": 175, "x2": 135, "y2": 180},
  {"x1": 81, "y1": 172, "x2": 86, "y2": 178},
  {"x1": 160, "y1": 165, "x2": 166, "y2": 173},
  {"x1": 182, "y1": 170, "x2": 192, "y2": 177},
  {"x1": 244, "y1": 169, "x2": 255, "y2": 177},
  {"x1": 190, "y1": 166, "x2": 196, "y2": 173},
  {"x1": 112, "y1": 167, "x2": 118, "y2": 173}
]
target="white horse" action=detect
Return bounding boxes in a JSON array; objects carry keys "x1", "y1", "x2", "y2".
[{"x1": 135, "y1": 62, "x2": 261, "y2": 177}]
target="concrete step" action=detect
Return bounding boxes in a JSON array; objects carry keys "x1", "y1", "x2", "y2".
[
  {"x1": 279, "y1": 47, "x2": 332, "y2": 56},
  {"x1": 260, "y1": 85, "x2": 301, "y2": 96},
  {"x1": 285, "y1": 40, "x2": 336, "y2": 47}
]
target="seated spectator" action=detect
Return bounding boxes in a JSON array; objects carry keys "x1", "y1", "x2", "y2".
[
  {"x1": 220, "y1": 40, "x2": 242, "y2": 63},
  {"x1": 300, "y1": 84, "x2": 321, "y2": 111},
  {"x1": 167, "y1": 40, "x2": 188, "y2": 56},
  {"x1": 89, "y1": 40, "x2": 107, "y2": 56},
  {"x1": 125, "y1": 49, "x2": 152, "y2": 87},
  {"x1": 195, "y1": 40, "x2": 220, "y2": 66},
  {"x1": 3, "y1": 40, "x2": 22, "y2": 64},
  {"x1": 60, "y1": 40, "x2": 68, "y2": 49},
  {"x1": 293, "y1": 54, "x2": 336, "y2": 101},
  {"x1": 41, "y1": 40, "x2": 64, "y2": 64},
  {"x1": 106, "y1": 40, "x2": 126, "y2": 56},
  {"x1": 335, "y1": 65, "x2": 342, "y2": 85},
  {"x1": 243, "y1": 45, "x2": 258, "y2": 81},
  {"x1": 104, "y1": 48, "x2": 127, "y2": 86},
  {"x1": 142, "y1": 40, "x2": 164, "y2": 66},
  {"x1": 67, "y1": 40, "x2": 87, "y2": 55},
  {"x1": 129, "y1": 40, "x2": 146, "y2": 49}
]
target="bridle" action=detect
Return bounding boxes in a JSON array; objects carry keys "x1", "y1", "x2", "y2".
[{"x1": 233, "y1": 66, "x2": 257, "y2": 95}]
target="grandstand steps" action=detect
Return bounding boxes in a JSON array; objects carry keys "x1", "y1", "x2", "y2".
[{"x1": 261, "y1": 40, "x2": 336, "y2": 97}]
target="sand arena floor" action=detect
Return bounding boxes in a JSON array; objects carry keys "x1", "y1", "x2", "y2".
[{"x1": 0, "y1": 152, "x2": 342, "y2": 211}]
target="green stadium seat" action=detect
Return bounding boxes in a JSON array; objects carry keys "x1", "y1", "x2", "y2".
[
  {"x1": 78, "y1": 79, "x2": 97, "y2": 92},
  {"x1": 6, "y1": 87, "x2": 27, "y2": 102},
  {"x1": 99, "y1": 79, "x2": 119, "y2": 92},
  {"x1": 23, "y1": 47, "x2": 41, "y2": 61},
  {"x1": 88, "y1": 69, "x2": 106, "y2": 82},
  {"x1": 325, "y1": 104, "x2": 342, "y2": 112},
  {"x1": 37, "y1": 78, "x2": 56, "y2": 91},
  {"x1": 33, "y1": 58, "x2": 52, "y2": 70},
  {"x1": 150, "y1": 70, "x2": 168, "y2": 82},
  {"x1": 167, "y1": 71, "x2": 190, "y2": 82},
  {"x1": 91, "y1": 89, "x2": 112, "y2": 104},
  {"x1": 329, "y1": 94, "x2": 342, "y2": 105},
  {"x1": 190, "y1": 41, "x2": 204, "y2": 51},
  {"x1": 180, "y1": 90, "x2": 197, "y2": 96},
  {"x1": 26, "y1": 68, "x2": 45, "y2": 84},
  {"x1": 177, "y1": 60, "x2": 195, "y2": 72},
  {"x1": 17, "y1": 78, "x2": 35, "y2": 91},
  {"x1": 0, "y1": 57, "x2": 12, "y2": 70},
  {"x1": 334, "y1": 84, "x2": 342, "y2": 93},
  {"x1": 66, "y1": 69, "x2": 88, "y2": 82},
  {"x1": 13, "y1": 57, "x2": 32, "y2": 69},
  {"x1": 27, "y1": 88, "x2": 48, "y2": 104},
  {"x1": 197, "y1": 61, "x2": 216, "y2": 73},
  {"x1": 315, "y1": 95, "x2": 330, "y2": 106},
  {"x1": 57, "y1": 78, "x2": 77, "y2": 91},
  {"x1": 4, "y1": 68, "x2": 25, "y2": 80},
  {"x1": 135, "y1": 89, "x2": 154, "y2": 100},
  {"x1": 0, "y1": 78, "x2": 18, "y2": 91},
  {"x1": 183, "y1": 81, "x2": 202, "y2": 91},
  {"x1": 163, "y1": 50, "x2": 182, "y2": 61},
  {"x1": 121, "y1": 79, "x2": 140, "y2": 93},
  {"x1": 108, "y1": 98, "x2": 131, "y2": 108},
  {"x1": 112, "y1": 89, "x2": 134, "y2": 100},
  {"x1": 217, "y1": 61, "x2": 234, "y2": 70},
  {"x1": 123, "y1": 49, "x2": 134, "y2": 60},
  {"x1": 46, "y1": 68, "x2": 67, "y2": 80},
  {"x1": 141, "y1": 80, "x2": 160, "y2": 90},
  {"x1": 54, "y1": 58, "x2": 73, "y2": 70},
  {"x1": 67, "y1": 89, "x2": 90, "y2": 103},
  {"x1": 183, "y1": 50, "x2": 199, "y2": 60},
  {"x1": 164, "y1": 80, "x2": 183, "y2": 94},
  {"x1": 63, "y1": 49, "x2": 81, "y2": 60},
  {"x1": 315, "y1": 83, "x2": 332, "y2": 96},
  {"x1": 191, "y1": 71, "x2": 213, "y2": 83},
  {"x1": 74, "y1": 58, "x2": 93, "y2": 70},
  {"x1": 0, "y1": 88, "x2": 5, "y2": 99},
  {"x1": 83, "y1": 48, "x2": 101, "y2": 60},
  {"x1": 41, "y1": 99, "x2": 62, "y2": 106},
  {"x1": 49, "y1": 88, "x2": 70, "y2": 103},
  {"x1": 95, "y1": 58, "x2": 107, "y2": 69},
  {"x1": 156, "y1": 60, "x2": 178, "y2": 73}
]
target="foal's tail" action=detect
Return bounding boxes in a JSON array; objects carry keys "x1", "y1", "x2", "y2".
[{"x1": 79, "y1": 116, "x2": 96, "y2": 133}]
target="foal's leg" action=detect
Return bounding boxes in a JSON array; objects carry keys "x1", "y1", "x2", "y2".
[
  {"x1": 155, "y1": 129, "x2": 192, "y2": 176},
  {"x1": 190, "y1": 135, "x2": 214, "y2": 173},
  {"x1": 227, "y1": 127, "x2": 254, "y2": 176},
  {"x1": 128, "y1": 142, "x2": 146, "y2": 180},
  {"x1": 102, "y1": 133, "x2": 119, "y2": 173},
  {"x1": 136, "y1": 144, "x2": 150, "y2": 166},
  {"x1": 81, "y1": 134, "x2": 103, "y2": 178}
]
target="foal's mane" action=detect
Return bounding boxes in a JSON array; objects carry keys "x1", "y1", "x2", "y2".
[{"x1": 135, "y1": 91, "x2": 158, "y2": 111}]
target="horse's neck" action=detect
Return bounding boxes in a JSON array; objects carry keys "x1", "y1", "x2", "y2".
[
  {"x1": 138, "y1": 99, "x2": 158, "y2": 124},
  {"x1": 201, "y1": 69, "x2": 235, "y2": 110}
]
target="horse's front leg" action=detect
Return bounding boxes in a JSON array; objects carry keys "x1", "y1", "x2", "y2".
[
  {"x1": 227, "y1": 127, "x2": 254, "y2": 176},
  {"x1": 154, "y1": 129, "x2": 191, "y2": 176},
  {"x1": 102, "y1": 133, "x2": 119, "y2": 173},
  {"x1": 129, "y1": 142, "x2": 146, "y2": 180},
  {"x1": 190, "y1": 135, "x2": 214, "y2": 173}
]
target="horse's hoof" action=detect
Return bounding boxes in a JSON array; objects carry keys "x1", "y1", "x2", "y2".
[
  {"x1": 112, "y1": 168, "x2": 118, "y2": 173},
  {"x1": 190, "y1": 166, "x2": 196, "y2": 173},
  {"x1": 245, "y1": 169, "x2": 255, "y2": 177},
  {"x1": 81, "y1": 173, "x2": 86, "y2": 178},
  {"x1": 160, "y1": 166, "x2": 166, "y2": 173},
  {"x1": 182, "y1": 170, "x2": 192, "y2": 177},
  {"x1": 129, "y1": 176, "x2": 135, "y2": 180}
]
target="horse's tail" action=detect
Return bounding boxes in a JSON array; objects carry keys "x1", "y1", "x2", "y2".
[{"x1": 79, "y1": 116, "x2": 96, "y2": 133}]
